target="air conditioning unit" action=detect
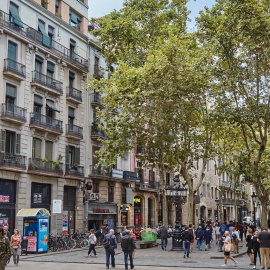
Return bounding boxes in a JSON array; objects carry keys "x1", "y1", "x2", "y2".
[{"x1": 89, "y1": 193, "x2": 99, "y2": 201}]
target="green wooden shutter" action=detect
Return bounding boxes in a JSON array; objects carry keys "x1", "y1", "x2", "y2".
[
  {"x1": 38, "y1": 21, "x2": 50, "y2": 48},
  {"x1": 8, "y1": 41, "x2": 17, "y2": 61},
  {"x1": 45, "y1": 141, "x2": 53, "y2": 161},
  {"x1": 0, "y1": 130, "x2": 6, "y2": 153},
  {"x1": 66, "y1": 145, "x2": 69, "y2": 165},
  {"x1": 126, "y1": 187, "x2": 132, "y2": 204},
  {"x1": 9, "y1": 3, "x2": 24, "y2": 28},
  {"x1": 74, "y1": 147, "x2": 80, "y2": 164},
  {"x1": 15, "y1": 133, "x2": 21, "y2": 154}
]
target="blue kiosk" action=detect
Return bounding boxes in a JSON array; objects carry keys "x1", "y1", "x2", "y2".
[{"x1": 17, "y1": 208, "x2": 50, "y2": 253}]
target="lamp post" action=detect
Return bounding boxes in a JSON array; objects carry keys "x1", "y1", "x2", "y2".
[
  {"x1": 251, "y1": 191, "x2": 257, "y2": 224},
  {"x1": 215, "y1": 197, "x2": 219, "y2": 222},
  {"x1": 165, "y1": 177, "x2": 188, "y2": 251},
  {"x1": 257, "y1": 201, "x2": 261, "y2": 228}
]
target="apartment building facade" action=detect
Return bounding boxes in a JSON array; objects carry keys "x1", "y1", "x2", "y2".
[{"x1": 0, "y1": 0, "x2": 88, "y2": 234}]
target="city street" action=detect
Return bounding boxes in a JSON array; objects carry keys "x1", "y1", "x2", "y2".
[{"x1": 16, "y1": 238, "x2": 255, "y2": 269}]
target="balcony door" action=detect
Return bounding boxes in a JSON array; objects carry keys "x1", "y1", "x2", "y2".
[
  {"x1": 8, "y1": 41, "x2": 17, "y2": 70},
  {"x1": 6, "y1": 84, "x2": 16, "y2": 114},
  {"x1": 5, "y1": 131, "x2": 15, "y2": 154}
]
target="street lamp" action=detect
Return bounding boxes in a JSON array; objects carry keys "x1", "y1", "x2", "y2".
[
  {"x1": 251, "y1": 191, "x2": 257, "y2": 224},
  {"x1": 215, "y1": 197, "x2": 219, "y2": 222},
  {"x1": 165, "y1": 177, "x2": 188, "y2": 251}
]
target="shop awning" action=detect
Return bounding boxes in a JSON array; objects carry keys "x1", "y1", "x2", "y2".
[{"x1": 16, "y1": 208, "x2": 51, "y2": 217}]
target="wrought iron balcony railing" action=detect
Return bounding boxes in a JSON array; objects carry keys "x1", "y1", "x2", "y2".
[
  {"x1": 0, "y1": 152, "x2": 26, "y2": 168},
  {"x1": 28, "y1": 158, "x2": 63, "y2": 173},
  {"x1": 32, "y1": 71, "x2": 63, "y2": 93},
  {"x1": 1, "y1": 103, "x2": 27, "y2": 121},
  {"x1": 65, "y1": 164, "x2": 84, "y2": 176},
  {"x1": 66, "y1": 86, "x2": 82, "y2": 102},
  {"x1": 89, "y1": 165, "x2": 112, "y2": 177},
  {"x1": 0, "y1": 10, "x2": 88, "y2": 69},
  {"x1": 91, "y1": 93, "x2": 103, "y2": 106},
  {"x1": 93, "y1": 64, "x2": 104, "y2": 79},
  {"x1": 30, "y1": 113, "x2": 63, "y2": 132},
  {"x1": 66, "y1": 124, "x2": 83, "y2": 138},
  {"x1": 4, "y1": 58, "x2": 26, "y2": 78}
]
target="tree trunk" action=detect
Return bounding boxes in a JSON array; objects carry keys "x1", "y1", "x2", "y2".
[
  {"x1": 162, "y1": 189, "x2": 168, "y2": 226},
  {"x1": 188, "y1": 189, "x2": 194, "y2": 224},
  {"x1": 261, "y1": 199, "x2": 268, "y2": 229}
]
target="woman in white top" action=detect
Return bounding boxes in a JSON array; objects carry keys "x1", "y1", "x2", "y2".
[
  {"x1": 221, "y1": 231, "x2": 238, "y2": 267},
  {"x1": 84, "y1": 229, "x2": 97, "y2": 258}
]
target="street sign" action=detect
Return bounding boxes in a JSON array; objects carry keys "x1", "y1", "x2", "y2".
[{"x1": 52, "y1": 199, "x2": 62, "y2": 214}]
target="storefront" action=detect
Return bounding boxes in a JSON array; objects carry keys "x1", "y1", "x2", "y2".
[
  {"x1": 86, "y1": 202, "x2": 117, "y2": 232},
  {"x1": 0, "y1": 179, "x2": 16, "y2": 233}
]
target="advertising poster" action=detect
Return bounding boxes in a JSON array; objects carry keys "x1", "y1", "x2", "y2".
[
  {"x1": 62, "y1": 211, "x2": 68, "y2": 235},
  {"x1": 38, "y1": 218, "x2": 48, "y2": 252},
  {"x1": 25, "y1": 236, "x2": 37, "y2": 252}
]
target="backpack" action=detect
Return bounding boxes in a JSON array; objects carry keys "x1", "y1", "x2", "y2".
[
  {"x1": 121, "y1": 236, "x2": 130, "y2": 250},
  {"x1": 232, "y1": 233, "x2": 237, "y2": 240},
  {"x1": 220, "y1": 225, "x2": 226, "y2": 234},
  {"x1": 103, "y1": 235, "x2": 112, "y2": 249}
]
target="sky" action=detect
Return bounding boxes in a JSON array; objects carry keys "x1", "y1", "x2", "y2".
[{"x1": 88, "y1": 0, "x2": 216, "y2": 30}]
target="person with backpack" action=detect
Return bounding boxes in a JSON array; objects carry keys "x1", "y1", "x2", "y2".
[
  {"x1": 160, "y1": 225, "x2": 168, "y2": 251},
  {"x1": 121, "y1": 230, "x2": 136, "y2": 270},
  {"x1": 182, "y1": 226, "x2": 193, "y2": 258},
  {"x1": 103, "y1": 229, "x2": 117, "y2": 269},
  {"x1": 204, "y1": 226, "x2": 212, "y2": 251},
  {"x1": 195, "y1": 226, "x2": 204, "y2": 251},
  {"x1": 232, "y1": 227, "x2": 240, "y2": 254},
  {"x1": 219, "y1": 223, "x2": 227, "y2": 252},
  {"x1": 84, "y1": 229, "x2": 97, "y2": 258}
]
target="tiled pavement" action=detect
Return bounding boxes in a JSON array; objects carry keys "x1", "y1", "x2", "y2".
[{"x1": 19, "y1": 238, "x2": 257, "y2": 269}]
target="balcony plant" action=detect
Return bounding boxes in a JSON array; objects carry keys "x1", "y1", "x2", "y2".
[
  {"x1": 91, "y1": 121, "x2": 99, "y2": 133},
  {"x1": 42, "y1": 158, "x2": 48, "y2": 162},
  {"x1": 53, "y1": 154, "x2": 63, "y2": 170}
]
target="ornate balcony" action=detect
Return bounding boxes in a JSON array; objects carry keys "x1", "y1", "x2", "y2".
[
  {"x1": 89, "y1": 165, "x2": 112, "y2": 177},
  {"x1": 0, "y1": 10, "x2": 88, "y2": 70},
  {"x1": 29, "y1": 113, "x2": 63, "y2": 134},
  {"x1": 91, "y1": 93, "x2": 103, "y2": 108},
  {"x1": 31, "y1": 71, "x2": 63, "y2": 95},
  {"x1": 0, "y1": 152, "x2": 26, "y2": 170},
  {"x1": 135, "y1": 181, "x2": 159, "y2": 192},
  {"x1": 28, "y1": 158, "x2": 63, "y2": 175},
  {"x1": 66, "y1": 87, "x2": 82, "y2": 104},
  {"x1": 93, "y1": 65, "x2": 104, "y2": 79},
  {"x1": 3, "y1": 58, "x2": 26, "y2": 81},
  {"x1": 66, "y1": 124, "x2": 83, "y2": 140},
  {"x1": 65, "y1": 164, "x2": 84, "y2": 177},
  {"x1": 0, "y1": 103, "x2": 27, "y2": 124},
  {"x1": 123, "y1": 171, "x2": 137, "y2": 181},
  {"x1": 90, "y1": 128, "x2": 107, "y2": 140}
]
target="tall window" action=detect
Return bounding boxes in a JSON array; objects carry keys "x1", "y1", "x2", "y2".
[
  {"x1": 38, "y1": 20, "x2": 50, "y2": 47},
  {"x1": 8, "y1": 41, "x2": 17, "y2": 70},
  {"x1": 34, "y1": 95, "x2": 43, "y2": 115},
  {"x1": 108, "y1": 185, "x2": 114, "y2": 202},
  {"x1": 69, "y1": 72, "x2": 75, "y2": 87},
  {"x1": 35, "y1": 56, "x2": 43, "y2": 81},
  {"x1": 69, "y1": 10, "x2": 81, "y2": 30},
  {"x1": 70, "y1": 40, "x2": 75, "y2": 59},
  {"x1": 48, "y1": 26, "x2": 54, "y2": 47},
  {"x1": 32, "y1": 138, "x2": 42, "y2": 159},
  {"x1": 55, "y1": 0, "x2": 60, "y2": 13},
  {"x1": 45, "y1": 141, "x2": 53, "y2": 161},
  {"x1": 9, "y1": 2, "x2": 23, "y2": 27},
  {"x1": 0, "y1": 130, "x2": 20, "y2": 154},
  {"x1": 46, "y1": 62, "x2": 55, "y2": 85},
  {"x1": 66, "y1": 146, "x2": 80, "y2": 166},
  {"x1": 6, "y1": 84, "x2": 17, "y2": 113},
  {"x1": 68, "y1": 107, "x2": 75, "y2": 125}
]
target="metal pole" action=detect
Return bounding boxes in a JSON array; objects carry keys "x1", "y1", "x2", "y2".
[{"x1": 253, "y1": 202, "x2": 256, "y2": 224}]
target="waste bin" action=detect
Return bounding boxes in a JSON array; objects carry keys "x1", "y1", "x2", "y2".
[
  {"x1": 21, "y1": 239, "x2": 28, "y2": 255},
  {"x1": 141, "y1": 231, "x2": 157, "y2": 242}
]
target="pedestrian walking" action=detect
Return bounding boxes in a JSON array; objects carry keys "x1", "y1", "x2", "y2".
[
  {"x1": 195, "y1": 226, "x2": 203, "y2": 251},
  {"x1": 188, "y1": 224, "x2": 195, "y2": 253},
  {"x1": 121, "y1": 230, "x2": 136, "y2": 270},
  {"x1": 182, "y1": 226, "x2": 193, "y2": 258},
  {"x1": 232, "y1": 227, "x2": 240, "y2": 254},
  {"x1": 215, "y1": 222, "x2": 221, "y2": 245},
  {"x1": 251, "y1": 230, "x2": 260, "y2": 269},
  {"x1": 103, "y1": 229, "x2": 117, "y2": 269},
  {"x1": 204, "y1": 226, "x2": 212, "y2": 251},
  {"x1": 160, "y1": 225, "x2": 168, "y2": 251},
  {"x1": 219, "y1": 222, "x2": 227, "y2": 252},
  {"x1": 10, "y1": 229, "x2": 22, "y2": 266},
  {"x1": 246, "y1": 228, "x2": 254, "y2": 266},
  {"x1": 3, "y1": 226, "x2": 11, "y2": 267},
  {"x1": 0, "y1": 227, "x2": 12, "y2": 270},
  {"x1": 221, "y1": 231, "x2": 238, "y2": 267},
  {"x1": 84, "y1": 229, "x2": 97, "y2": 258},
  {"x1": 258, "y1": 227, "x2": 270, "y2": 269}
]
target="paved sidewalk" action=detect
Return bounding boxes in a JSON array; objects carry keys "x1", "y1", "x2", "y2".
[{"x1": 20, "y1": 238, "x2": 253, "y2": 269}]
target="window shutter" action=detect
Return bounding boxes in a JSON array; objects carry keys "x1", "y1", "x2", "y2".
[
  {"x1": 38, "y1": 21, "x2": 50, "y2": 48},
  {"x1": 47, "y1": 62, "x2": 55, "y2": 72},
  {"x1": 6, "y1": 84, "x2": 16, "y2": 98},
  {"x1": 15, "y1": 134, "x2": 21, "y2": 154},
  {"x1": 45, "y1": 141, "x2": 53, "y2": 161},
  {"x1": 126, "y1": 187, "x2": 132, "y2": 204},
  {"x1": 9, "y1": 3, "x2": 24, "y2": 28},
  {"x1": 74, "y1": 147, "x2": 80, "y2": 164},
  {"x1": 0, "y1": 130, "x2": 6, "y2": 152},
  {"x1": 8, "y1": 41, "x2": 17, "y2": 61},
  {"x1": 66, "y1": 145, "x2": 69, "y2": 165}
]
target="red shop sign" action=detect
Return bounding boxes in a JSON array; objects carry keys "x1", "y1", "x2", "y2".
[{"x1": 0, "y1": 195, "x2": 10, "y2": 203}]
